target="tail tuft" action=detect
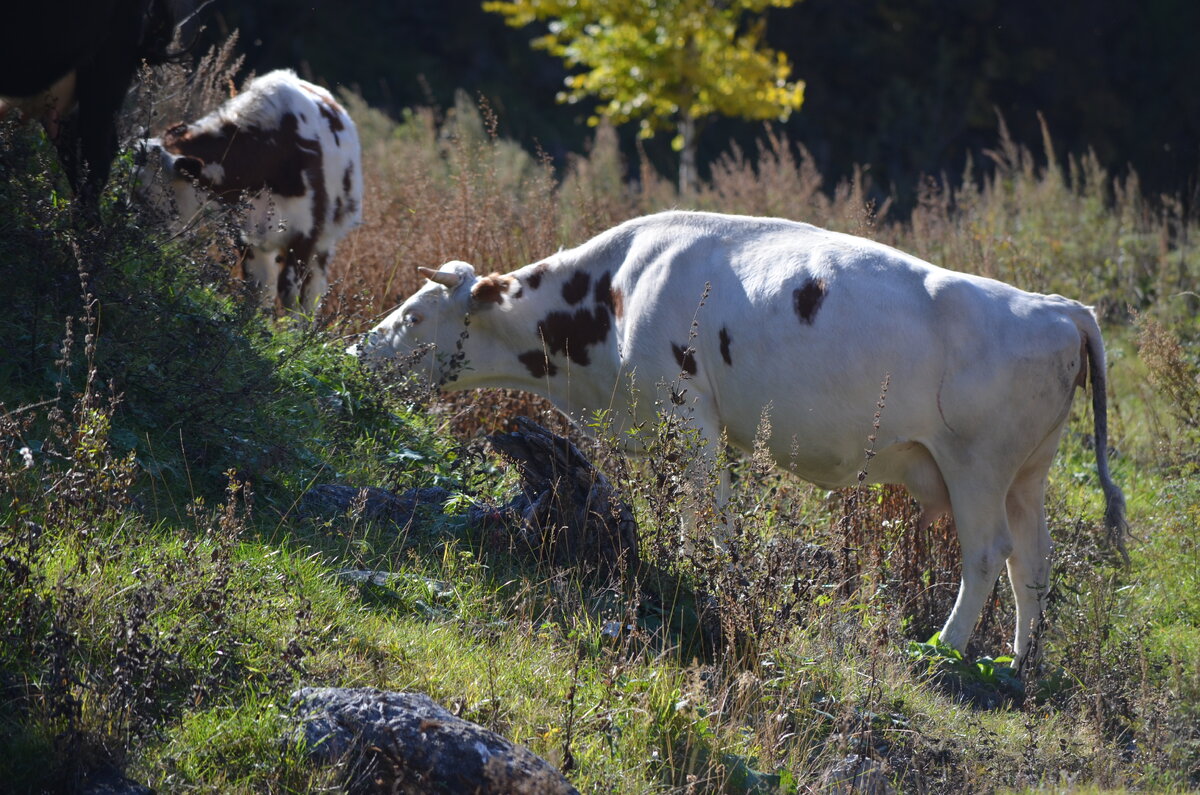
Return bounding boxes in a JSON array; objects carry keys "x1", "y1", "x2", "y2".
[{"x1": 1102, "y1": 479, "x2": 1129, "y2": 565}]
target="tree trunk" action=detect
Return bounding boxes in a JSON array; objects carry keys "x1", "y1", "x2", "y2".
[{"x1": 678, "y1": 112, "x2": 698, "y2": 198}]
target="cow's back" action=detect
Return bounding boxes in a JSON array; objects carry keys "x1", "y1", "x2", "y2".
[{"x1": 222, "y1": 71, "x2": 363, "y2": 251}]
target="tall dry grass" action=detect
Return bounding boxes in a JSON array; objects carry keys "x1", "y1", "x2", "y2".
[
  {"x1": 327, "y1": 91, "x2": 560, "y2": 324},
  {"x1": 331, "y1": 101, "x2": 1185, "y2": 325}
]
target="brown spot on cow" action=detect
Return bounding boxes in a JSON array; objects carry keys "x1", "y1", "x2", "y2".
[
  {"x1": 300, "y1": 83, "x2": 346, "y2": 141},
  {"x1": 318, "y1": 102, "x2": 344, "y2": 140},
  {"x1": 672, "y1": 343, "x2": 697, "y2": 377},
  {"x1": 525, "y1": 262, "x2": 548, "y2": 290},
  {"x1": 470, "y1": 273, "x2": 516, "y2": 305},
  {"x1": 294, "y1": 122, "x2": 329, "y2": 291},
  {"x1": 719, "y1": 327, "x2": 733, "y2": 366},
  {"x1": 793, "y1": 278, "x2": 827, "y2": 325},
  {"x1": 562, "y1": 271, "x2": 591, "y2": 305},
  {"x1": 161, "y1": 112, "x2": 317, "y2": 199},
  {"x1": 610, "y1": 287, "x2": 624, "y2": 320},
  {"x1": 333, "y1": 162, "x2": 355, "y2": 221},
  {"x1": 594, "y1": 270, "x2": 615, "y2": 313},
  {"x1": 518, "y1": 350, "x2": 558, "y2": 379},
  {"x1": 537, "y1": 307, "x2": 611, "y2": 366}
]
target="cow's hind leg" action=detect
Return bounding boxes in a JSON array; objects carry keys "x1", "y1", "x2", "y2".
[
  {"x1": 939, "y1": 479, "x2": 1013, "y2": 653},
  {"x1": 1004, "y1": 435, "x2": 1061, "y2": 662}
]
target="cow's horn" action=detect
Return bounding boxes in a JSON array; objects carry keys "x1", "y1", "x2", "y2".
[{"x1": 418, "y1": 266, "x2": 463, "y2": 289}]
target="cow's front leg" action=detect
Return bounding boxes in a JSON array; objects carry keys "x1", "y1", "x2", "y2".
[
  {"x1": 298, "y1": 252, "x2": 330, "y2": 317},
  {"x1": 277, "y1": 246, "x2": 307, "y2": 314},
  {"x1": 242, "y1": 246, "x2": 281, "y2": 310}
]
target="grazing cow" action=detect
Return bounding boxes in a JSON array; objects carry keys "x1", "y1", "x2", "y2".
[
  {"x1": 357, "y1": 210, "x2": 1126, "y2": 662},
  {"x1": 0, "y1": 0, "x2": 204, "y2": 201},
  {"x1": 140, "y1": 69, "x2": 364, "y2": 313}
]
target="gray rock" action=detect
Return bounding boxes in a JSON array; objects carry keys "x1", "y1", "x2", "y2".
[
  {"x1": 81, "y1": 768, "x2": 153, "y2": 795},
  {"x1": 289, "y1": 687, "x2": 578, "y2": 794}
]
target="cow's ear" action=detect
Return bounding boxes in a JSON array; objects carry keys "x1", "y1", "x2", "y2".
[
  {"x1": 470, "y1": 273, "x2": 517, "y2": 309},
  {"x1": 174, "y1": 156, "x2": 204, "y2": 180}
]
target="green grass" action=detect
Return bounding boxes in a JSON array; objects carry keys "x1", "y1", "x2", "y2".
[{"x1": 3, "y1": 80, "x2": 1200, "y2": 794}]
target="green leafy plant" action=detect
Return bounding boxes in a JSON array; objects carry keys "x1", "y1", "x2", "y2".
[{"x1": 907, "y1": 633, "x2": 1024, "y2": 695}]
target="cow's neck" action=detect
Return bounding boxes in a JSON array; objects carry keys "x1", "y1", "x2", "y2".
[{"x1": 453, "y1": 258, "x2": 624, "y2": 424}]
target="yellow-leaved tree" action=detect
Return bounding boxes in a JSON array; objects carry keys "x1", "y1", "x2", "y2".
[{"x1": 484, "y1": 0, "x2": 805, "y2": 195}]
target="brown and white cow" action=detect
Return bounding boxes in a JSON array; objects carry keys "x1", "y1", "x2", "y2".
[
  {"x1": 358, "y1": 210, "x2": 1127, "y2": 664},
  {"x1": 140, "y1": 69, "x2": 363, "y2": 314}
]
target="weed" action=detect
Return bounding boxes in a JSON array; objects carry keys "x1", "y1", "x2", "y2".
[
  {"x1": 1136, "y1": 313, "x2": 1200, "y2": 468},
  {"x1": 3, "y1": 52, "x2": 1200, "y2": 792}
]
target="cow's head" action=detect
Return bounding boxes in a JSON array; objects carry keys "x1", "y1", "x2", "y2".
[
  {"x1": 134, "y1": 132, "x2": 212, "y2": 223},
  {"x1": 355, "y1": 261, "x2": 519, "y2": 387}
]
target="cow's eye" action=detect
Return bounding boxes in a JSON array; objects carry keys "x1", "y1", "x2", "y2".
[{"x1": 404, "y1": 312, "x2": 421, "y2": 327}]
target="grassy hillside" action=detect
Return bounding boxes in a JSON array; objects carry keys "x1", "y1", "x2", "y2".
[{"x1": 1, "y1": 67, "x2": 1198, "y2": 793}]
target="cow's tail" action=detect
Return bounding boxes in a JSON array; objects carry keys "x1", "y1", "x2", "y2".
[{"x1": 1074, "y1": 304, "x2": 1130, "y2": 563}]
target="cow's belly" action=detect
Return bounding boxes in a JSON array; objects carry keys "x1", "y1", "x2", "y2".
[
  {"x1": 713, "y1": 361, "x2": 940, "y2": 482},
  {"x1": 244, "y1": 195, "x2": 317, "y2": 248},
  {"x1": 726, "y1": 421, "x2": 910, "y2": 490}
]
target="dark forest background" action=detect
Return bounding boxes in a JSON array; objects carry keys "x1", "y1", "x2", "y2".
[{"x1": 206, "y1": 0, "x2": 1197, "y2": 211}]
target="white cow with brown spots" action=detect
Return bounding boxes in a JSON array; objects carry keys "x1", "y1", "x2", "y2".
[
  {"x1": 139, "y1": 69, "x2": 363, "y2": 314},
  {"x1": 358, "y1": 210, "x2": 1126, "y2": 664}
]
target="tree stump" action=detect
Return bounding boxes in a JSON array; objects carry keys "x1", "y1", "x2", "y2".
[{"x1": 487, "y1": 416, "x2": 639, "y2": 577}]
